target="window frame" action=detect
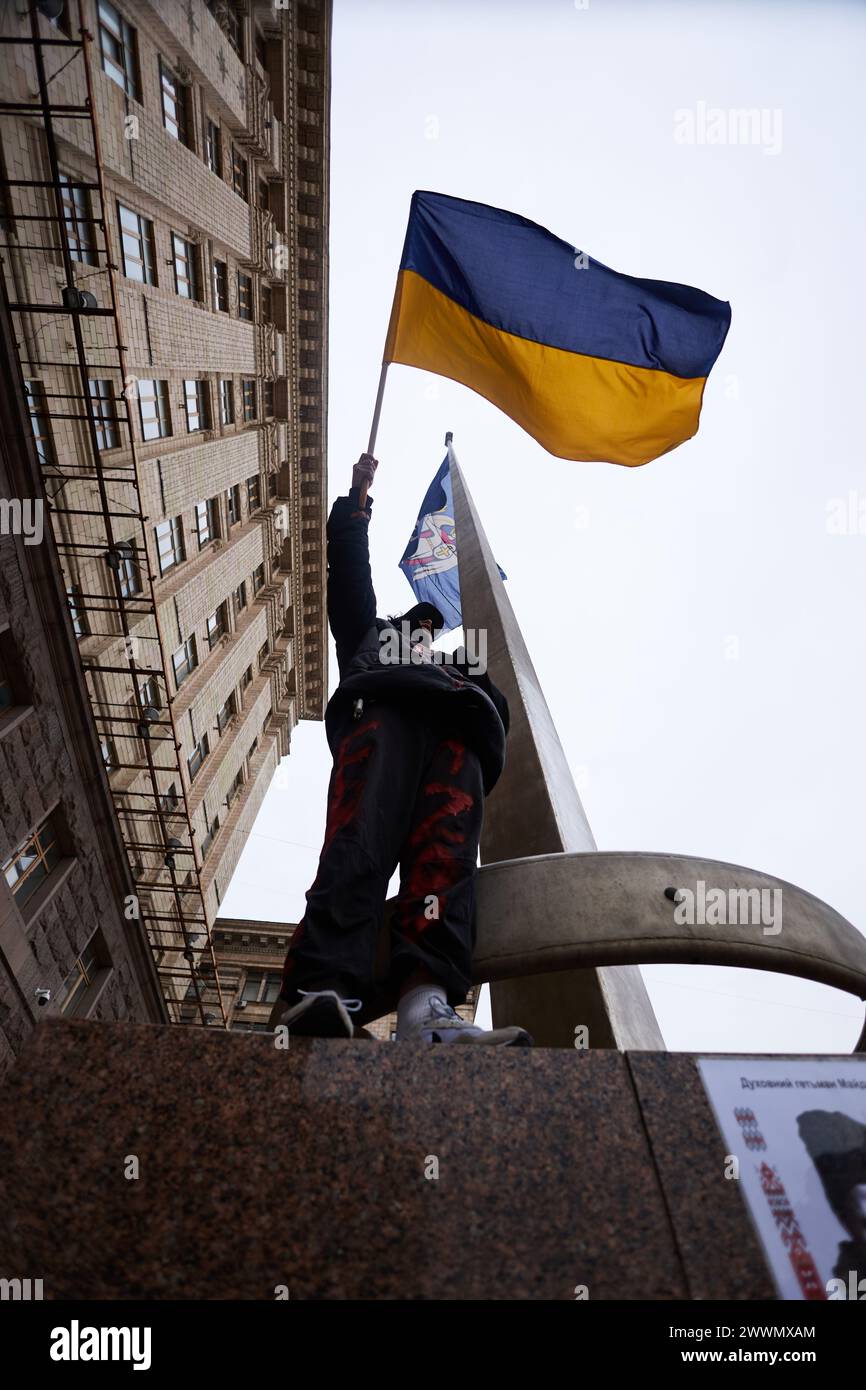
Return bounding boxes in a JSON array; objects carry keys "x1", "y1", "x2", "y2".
[
  {"x1": 187, "y1": 731, "x2": 210, "y2": 781},
  {"x1": 205, "y1": 118, "x2": 222, "y2": 176},
  {"x1": 88, "y1": 379, "x2": 120, "y2": 452},
  {"x1": 155, "y1": 515, "x2": 185, "y2": 576},
  {"x1": 206, "y1": 602, "x2": 228, "y2": 649},
  {"x1": 59, "y1": 173, "x2": 96, "y2": 266},
  {"x1": 195, "y1": 497, "x2": 218, "y2": 550},
  {"x1": 219, "y1": 377, "x2": 234, "y2": 425},
  {"x1": 212, "y1": 258, "x2": 229, "y2": 312},
  {"x1": 159, "y1": 57, "x2": 191, "y2": 146},
  {"x1": 24, "y1": 380, "x2": 56, "y2": 466},
  {"x1": 98, "y1": 0, "x2": 139, "y2": 102},
  {"x1": 172, "y1": 232, "x2": 200, "y2": 300},
  {"x1": 241, "y1": 379, "x2": 256, "y2": 423},
  {"x1": 172, "y1": 635, "x2": 198, "y2": 690},
  {"x1": 237, "y1": 270, "x2": 253, "y2": 321},
  {"x1": 117, "y1": 203, "x2": 156, "y2": 285},
  {"x1": 231, "y1": 145, "x2": 248, "y2": 201},
  {"x1": 3, "y1": 814, "x2": 63, "y2": 909},
  {"x1": 138, "y1": 378, "x2": 171, "y2": 441},
  {"x1": 183, "y1": 379, "x2": 209, "y2": 433}
]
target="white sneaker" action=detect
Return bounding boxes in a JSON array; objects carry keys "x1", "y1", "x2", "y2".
[
  {"x1": 268, "y1": 989, "x2": 363, "y2": 1038},
  {"x1": 402, "y1": 995, "x2": 533, "y2": 1047}
]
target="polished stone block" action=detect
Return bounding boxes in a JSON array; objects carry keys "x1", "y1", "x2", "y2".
[{"x1": 0, "y1": 1020, "x2": 691, "y2": 1300}]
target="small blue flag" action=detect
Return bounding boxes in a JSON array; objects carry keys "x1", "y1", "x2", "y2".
[{"x1": 399, "y1": 455, "x2": 505, "y2": 634}]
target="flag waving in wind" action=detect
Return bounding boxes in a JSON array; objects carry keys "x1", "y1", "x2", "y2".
[
  {"x1": 399, "y1": 453, "x2": 507, "y2": 634},
  {"x1": 384, "y1": 191, "x2": 731, "y2": 468},
  {"x1": 399, "y1": 456, "x2": 462, "y2": 633}
]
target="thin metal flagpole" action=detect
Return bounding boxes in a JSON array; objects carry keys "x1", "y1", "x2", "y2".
[{"x1": 358, "y1": 362, "x2": 389, "y2": 508}]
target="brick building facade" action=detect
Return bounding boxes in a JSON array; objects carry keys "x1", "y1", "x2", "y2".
[{"x1": 0, "y1": 0, "x2": 330, "y2": 1051}]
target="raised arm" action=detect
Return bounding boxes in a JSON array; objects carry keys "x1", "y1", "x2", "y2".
[{"x1": 327, "y1": 453, "x2": 379, "y2": 670}]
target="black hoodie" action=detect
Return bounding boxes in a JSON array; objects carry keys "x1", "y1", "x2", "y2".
[{"x1": 323, "y1": 486, "x2": 509, "y2": 794}]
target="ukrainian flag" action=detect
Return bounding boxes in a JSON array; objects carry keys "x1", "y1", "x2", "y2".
[{"x1": 384, "y1": 191, "x2": 731, "y2": 468}]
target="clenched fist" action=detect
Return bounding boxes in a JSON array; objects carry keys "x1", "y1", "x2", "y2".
[{"x1": 352, "y1": 453, "x2": 378, "y2": 491}]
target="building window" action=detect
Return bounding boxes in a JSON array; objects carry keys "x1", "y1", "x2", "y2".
[
  {"x1": 140, "y1": 675, "x2": 161, "y2": 712},
  {"x1": 226, "y1": 484, "x2": 241, "y2": 527},
  {"x1": 116, "y1": 541, "x2": 141, "y2": 598},
  {"x1": 172, "y1": 233, "x2": 199, "y2": 300},
  {"x1": 155, "y1": 515, "x2": 185, "y2": 575},
  {"x1": 216, "y1": 692, "x2": 236, "y2": 733},
  {"x1": 100, "y1": 737, "x2": 117, "y2": 772},
  {"x1": 98, "y1": 1, "x2": 139, "y2": 101},
  {"x1": 89, "y1": 379, "x2": 119, "y2": 451},
  {"x1": 212, "y1": 258, "x2": 228, "y2": 312},
  {"x1": 207, "y1": 0, "x2": 243, "y2": 58},
  {"x1": 172, "y1": 635, "x2": 198, "y2": 689},
  {"x1": 118, "y1": 203, "x2": 156, "y2": 284},
  {"x1": 138, "y1": 379, "x2": 171, "y2": 440},
  {"x1": 205, "y1": 118, "x2": 221, "y2": 175},
  {"x1": 241, "y1": 970, "x2": 281, "y2": 1005},
  {"x1": 237, "y1": 271, "x2": 252, "y2": 321},
  {"x1": 206, "y1": 603, "x2": 228, "y2": 649},
  {"x1": 246, "y1": 475, "x2": 261, "y2": 512},
  {"x1": 201, "y1": 813, "x2": 220, "y2": 859},
  {"x1": 219, "y1": 378, "x2": 234, "y2": 425},
  {"x1": 234, "y1": 580, "x2": 247, "y2": 615},
  {"x1": 258, "y1": 640, "x2": 269, "y2": 669},
  {"x1": 226, "y1": 765, "x2": 245, "y2": 808},
  {"x1": 59, "y1": 173, "x2": 96, "y2": 265},
  {"x1": 159, "y1": 58, "x2": 191, "y2": 146},
  {"x1": 263, "y1": 379, "x2": 274, "y2": 417},
  {"x1": 67, "y1": 585, "x2": 87, "y2": 638},
  {"x1": 252, "y1": 563, "x2": 265, "y2": 595},
  {"x1": 248, "y1": 735, "x2": 258, "y2": 761},
  {"x1": 24, "y1": 381, "x2": 55, "y2": 466},
  {"x1": 231, "y1": 145, "x2": 248, "y2": 201},
  {"x1": 195, "y1": 497, "x2": 218, "y2": 549},
  {"x1": 160, "y1": 782, "x2": 180, "y2": 815},
  {"x1": 241, "y1": 664, "x2": 253, "y2": 691},
  {"x1": 241, "y1": 379, "x2": 256, "y2": 422},
  {"x1": 187, "y1": 731, "x2": 210, "y2": 781},
  {"x1": 60, "y1": 930, "x2": 111, "y2": 1017},
  {"x1": 268, "y1": 471, "x2": 277, "y2": 500},
  {"x1": 3, "y1": 814, "x2": 62, "y2": 908},
  {"x1": 183, "y1": 379, "x2": 209, "y2": 432},
  {"x1": 261, "y1": 284, "x2": 272, "y2": 323}
]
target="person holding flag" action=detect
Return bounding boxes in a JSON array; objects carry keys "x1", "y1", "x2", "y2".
[{"x1": 270, "y1": 452, "x2": 532, "y2": 1047}]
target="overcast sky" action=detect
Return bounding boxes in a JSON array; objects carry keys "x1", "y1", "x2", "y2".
[{"x1": 220, "y1": 0, "x2": 866, "y2": 1052}]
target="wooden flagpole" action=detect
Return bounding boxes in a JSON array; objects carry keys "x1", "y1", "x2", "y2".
[{"x1": 358, "y1": 362, "x2": 389, "y2": 508}]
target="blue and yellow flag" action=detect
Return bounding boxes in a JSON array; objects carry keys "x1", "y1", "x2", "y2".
[{"x1": 384, "y1": 191, "x2": 731, "y2": 467}]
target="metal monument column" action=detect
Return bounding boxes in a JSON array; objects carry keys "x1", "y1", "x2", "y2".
[{"x1": 448, "y1": 442, "x2": 665, "y2": 1048}]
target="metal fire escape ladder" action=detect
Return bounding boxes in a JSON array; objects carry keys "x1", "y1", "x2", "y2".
[{"x1": 0, "y1": 2, "x2": 227, "y2": 1027}]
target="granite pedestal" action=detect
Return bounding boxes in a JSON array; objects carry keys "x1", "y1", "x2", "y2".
[{"x1": 0, "y1": 1020, "x2": 776, "y2": 1300}]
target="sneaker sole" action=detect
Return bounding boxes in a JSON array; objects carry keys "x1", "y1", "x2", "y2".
[
  {"x1": 424, "y1": 1026, "x2": 534, "y2": 1047},
  {"x1": 270, "y1": 997, "x2": 354, "y2": 1039}
]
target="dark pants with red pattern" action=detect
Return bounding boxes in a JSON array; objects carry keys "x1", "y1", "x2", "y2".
[{"x1": 278, "y1": 699, "x2": 484, "y2": 1022}]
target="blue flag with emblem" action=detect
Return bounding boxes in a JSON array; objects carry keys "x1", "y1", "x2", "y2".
[{"x1": 399, "y1": 455, "x2": 505, "y2": 634}]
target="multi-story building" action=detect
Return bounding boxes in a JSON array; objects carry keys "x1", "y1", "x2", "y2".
[{"x1": 0, "y1": 0, "x2": 330, "y2": 1044}]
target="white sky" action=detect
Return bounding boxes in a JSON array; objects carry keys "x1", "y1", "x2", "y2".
[{"x1": 220, "y1": 0, "x2": 866, "y2": 1052}]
